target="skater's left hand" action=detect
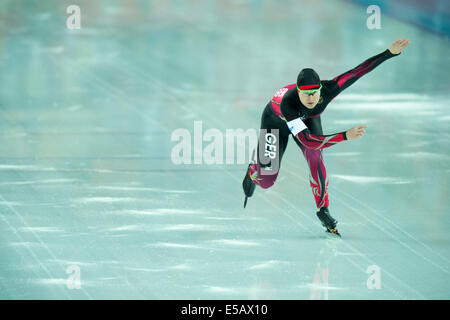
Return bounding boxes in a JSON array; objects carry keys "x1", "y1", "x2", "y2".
[
  {"x1": 388, "y1": 39, "x2": 410, "y2": 55},
  {"x1": 346, "y1": 125, "x2": 368, "y2": 140}
]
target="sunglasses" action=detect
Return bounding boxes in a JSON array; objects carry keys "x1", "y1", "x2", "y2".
[{"x1": 297, "y1": 83, "x2": 322, "y2": 96}]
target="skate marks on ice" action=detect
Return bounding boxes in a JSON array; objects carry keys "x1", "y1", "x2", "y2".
[
  {"x1": 0, "y1": 194, "x2": 94, "y2": 299},
  {"x1": 295, "y1": 163, "x2": 448, "y2": 297},
  {"x1": 223, "y1": 158, "x2": 437, "y2": 298},
  {"x1": 260, "y1": 181, "x2": 427, "y2": 298}
]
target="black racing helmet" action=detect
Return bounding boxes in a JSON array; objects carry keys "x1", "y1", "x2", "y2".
[{"x1": 297, "y1": 68, "x2": 321, "y2": 91}]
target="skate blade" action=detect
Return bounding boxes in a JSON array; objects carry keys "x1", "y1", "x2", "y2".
[{"x1": 326, "y1": 228, "x2": 341, "y2": 238}]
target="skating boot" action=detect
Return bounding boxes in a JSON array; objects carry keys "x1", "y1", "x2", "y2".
[
  {"x1": 316, "y1": 207, "x2": 341, "y2": 237},
  {"x1": 242, "y1": 163, "x2": 258, "y2": 208}
]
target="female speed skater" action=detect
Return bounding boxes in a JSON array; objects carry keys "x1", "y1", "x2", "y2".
[{"x1": 242, "y1": 39, "x2": 410, "y2": 237}]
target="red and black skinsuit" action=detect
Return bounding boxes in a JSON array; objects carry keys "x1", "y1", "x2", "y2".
[{"x1": 250, "y1": 49, "x2": 399, "y2": 209}]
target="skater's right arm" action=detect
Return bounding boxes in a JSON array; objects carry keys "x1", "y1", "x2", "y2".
[
  {"x1": 280, "y1": 92, "x2": 367, "y2": 149},
  {"x1": 286, "y1": 116, "x2": 367, "y2": 149},
  {"x1": 288, "y1": 118, "x2": 347, "y2": 150}
]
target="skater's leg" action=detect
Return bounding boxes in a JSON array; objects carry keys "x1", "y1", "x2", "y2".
[
  {"x1": 296, "y1": 116, "x2": 329, "y2": 209},
  {"x1": 296, "y1": 143, "x2": 329, "y2": 208},
  {"x1": 297, "y1": 116, "x2": 339, "y2": 234},
  {"x1": 247, "y1": 104, "x2": 289, "y2": 190},
  {"x1": 254, "y1": 128, "x2": 289, "y2": 189}
]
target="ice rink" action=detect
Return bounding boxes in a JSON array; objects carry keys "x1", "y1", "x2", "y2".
[{"x1": 0, "y1": 0, "x2": 449, "y2": 299}]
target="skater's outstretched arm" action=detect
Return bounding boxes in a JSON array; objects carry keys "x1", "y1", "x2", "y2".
[
  {"x1": 287, "y1": 117, "x2": 367, "y2": 150},
  {"x1": 328, "y1": 39, "x2": 410, "y2": 99}
]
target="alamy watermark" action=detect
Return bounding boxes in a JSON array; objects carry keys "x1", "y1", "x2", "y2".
[
  {"x1": 366, "y1": 5, "x2": 381, "y2": 30},
  {"x1": 171, "y1": 121, "x2": 280, "y2": 175},
  {"x1": 366, "y1": 265, "x2": 381, "y2": 290},
  {"x1": 66, "y1": 265, "x2": 81, "y2": 290},
  {"x1": 66, "y1": 5, "x2": 81, "y2": 30}
]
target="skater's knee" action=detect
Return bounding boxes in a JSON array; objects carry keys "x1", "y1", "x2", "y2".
[
  {"x1": 259, "y1": 182, "x2": 273, "y2": 189},
  {"x1": 258, "y1": 176, "x2": 276, "y2": 189},
  {"x1": 303, "y1": 149, "x2": 321, "y2": 160}
]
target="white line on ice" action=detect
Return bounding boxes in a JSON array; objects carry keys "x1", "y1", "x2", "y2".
[
  {"x1": 157, "y1": 224, "x2": 220, "y2": 231},
  {"x1": 335, "y1": 93, "x2": 432, "y2": 102},
  {"x1": 19, "y1": 227, "x2": 65, "y2": 233},
  {"x1": 75, "y1": 197, "x2": 137, "y2": 203},
  {"x1": 47, "y1": 260, "x2": 97, "y2": 267},
  {"x1": 207, "y1": 239, "x2": 262, "y2": 246},
  {"x1": 155, "y1": 208, "x2": 207, "y2": 214},
  {"x1": 397, "y1": 130, "x2": 444, "y2": 137},
  {"x1": 0, "y1": 202, "x2": 64, "y2": 207},
  {"x1": 0, "y1": 165, "x2": 57, "y2": 171},
  {"x1": 203, "y1": 286, "x2": 239, "y2": 294},
  {"x1": 109, "y1": 210, "x2": 165, "y2": 216},
  {"x1": 393, "y1": 152, "x2": 449, "y2": 160},
  {"x1": 33, "y1": 279, "x2": 69, "y2": 285},
  {"x1": 44, "y1": 46, "x2": 65, "y2": 54},
  {"x1": 0, "y1": 179, "x2": 77, "y2": 186},
  {"x1": 168, "y1": 264, "x2": 192, "y2": 270},
  {"x1": 0, "y1": 201, "x2": 21, "y2": 206},
  {"x1": 248, "y1": 260, "x2": 290, "y2": 270},
  {"x1": 33, "y1": 278, "x2": 96, "y2": 287},
  {"x1": 106, "y1": 225, "x2": 143, "y2": 232},
  {"x1": 0, "y1": 164, "x2": 41, "y2": 170},
  {"x1": 112, "y1": 208, "x2": 208, "y2": 216},
  {"x1": 95, "y1": 186, "x2": 198, "y2": 193},
  {"x1": 331, "y1": 120, "x2": 369, "y2": 125},
  {"x1": 324, "y1": 152, "x2": 362, "y2": 157},
  {"x1": 330, "y1": 174, "x2": 414, "y2": 185},
  {"x1": 298, "y1": 283, "x2": 346, "y2": 291},
  {"x1": 9, "y1": 242, "x2": 44, "y2": 247},
  {"x1": 436, "y1": 115, "x2": 450, "y2": 121},
  {"x1": 147, "y1": 242, "x2": 209, "y2": 250},
  {"x1": 332, "y1": 101, "x2": 435, "y2": 111},
  {"x1": 68, "y1": 104, "x2": 83, "y2": 112},
  {"x1": 202, "y1": 216, "x2": 264, "y2": 221},
  {"x1": 122, "y1": 267, "x2": 166, "y2": 272}
]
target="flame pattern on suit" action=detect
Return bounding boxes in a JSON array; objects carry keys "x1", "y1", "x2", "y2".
[{"x1": 303, "y1": 148, "x2": 329, "y2": 208}]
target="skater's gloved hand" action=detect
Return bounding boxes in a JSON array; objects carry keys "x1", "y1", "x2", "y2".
[
  {"x1": 346, "y1": 125, "x2": 368, "y2": 140},
  {"x1": 388, "y1": 39, "x2": 410, "y2": 55}
]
